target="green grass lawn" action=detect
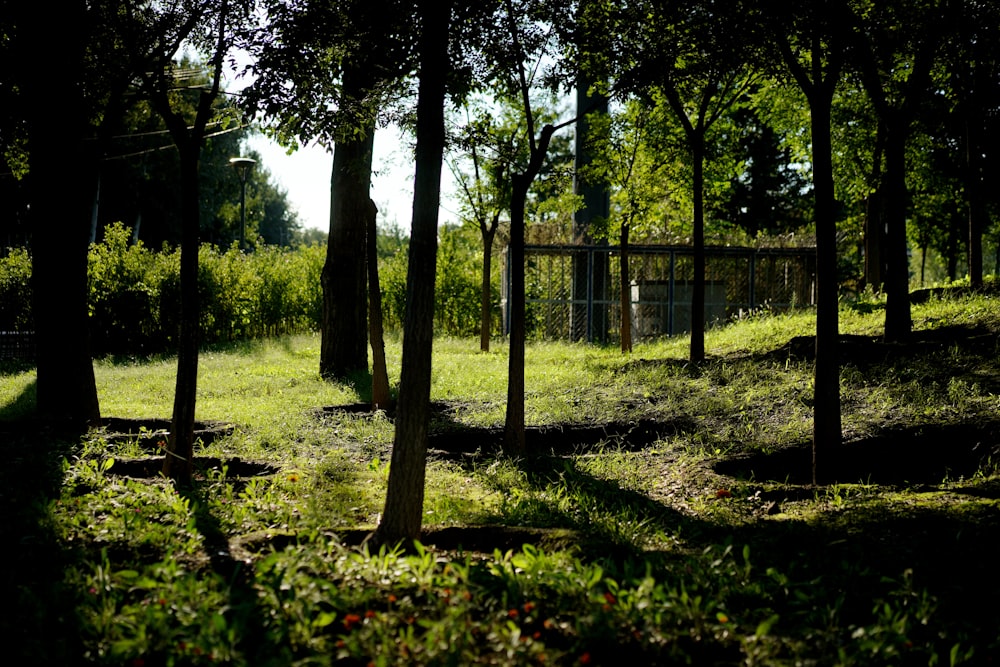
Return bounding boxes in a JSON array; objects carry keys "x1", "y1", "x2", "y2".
[{"x1": 3, "y1": 293, "x2": 1000, "y2": 665}]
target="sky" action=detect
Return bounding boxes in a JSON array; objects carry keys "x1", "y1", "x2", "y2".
[{"x1": 245, "y1": 126, "x2": 440, "y2": 233}]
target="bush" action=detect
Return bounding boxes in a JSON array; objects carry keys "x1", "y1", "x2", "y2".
[{"x1": 0, "y1": 247, "x2": 33, "y2": 331}]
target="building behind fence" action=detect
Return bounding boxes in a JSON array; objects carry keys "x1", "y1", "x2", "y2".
[{"x1": 502, "y1": 244, "x2": 817, "y2": 343}]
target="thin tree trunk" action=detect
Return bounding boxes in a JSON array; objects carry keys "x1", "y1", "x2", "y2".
[
  {"x1": 504, "y1": 172, "x2": 531, "y2": 456},
  {"x1": 965, "y1": 116, "x2": 985, "y2": 289},
  {"x1": 321, "y1": 107, "x2": 376, "y2": 379},
  {"x1": 480, "y1": 227, "x2": 497, "y2": 353},
  {"x1": 373, "y1": 0, "x2": 450, "y2": 547},
  {"x1": 811, "y1": 95, "x2": 842, "y2": 486},
  {"x1": 366, "y1": 199, "x2": 391, "y2": 410},
  {"x1": 164, "y1": 144, "x2": 201, "y2": 483},
  {"x1": 690, "y1": 137, "x2": 706, "y2": 363},
  {"x1": 882, "y1": 125, "x2": 912, "y2": 342},
  {"x1": 620, "y1": 222, "x2": 632, "y2": 353}
]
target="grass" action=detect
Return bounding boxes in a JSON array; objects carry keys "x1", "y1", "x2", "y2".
[{"x1": 3, "y1": 291, "x2": 1000, "y2": 665}]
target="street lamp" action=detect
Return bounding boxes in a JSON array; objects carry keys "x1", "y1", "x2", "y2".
[{"x1": 229, "y1": 157, "x2": 256, "y2": 249}]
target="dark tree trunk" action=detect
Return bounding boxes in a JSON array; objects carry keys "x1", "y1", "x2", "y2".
[
  {"x1": 480, "y1": 225, "x2": 497, "y2": 353},
  {"x1": 882, "y1": 124, "x2": 912, "y2": 343},
  {"x1": 23, "y1": 1, "x2": 101, "y2": 428},
  {"x1": 503, "y1": 126, "x2": 556, "y2": 456},
  {"x1": 690, "y1": 135, "x2": 706, "y2": 363},
  {"x1": 620, "y1": 222, "x2": 632, "y2": 353},
  {"x1": 372, "y1": 0, "x2": 450, "y2": 547},
  {"x1": 164, "y1": 144, "x2": 202, "y2": 483},
  {"x1": 321, "y1": 102, "x2": 376, "y2": 380},
  {"x1": 810, "y1": 97, "x2": 842, "y2": 486},
  {"x1": 366, "y1": 199, "x2": 391, "y2": 410},
  {"x1": 504, "y1": 173, "x2": 531, "y2": 456},
  {"x1": 965, "y1": 116, "x2": 986, "y2": 289}
]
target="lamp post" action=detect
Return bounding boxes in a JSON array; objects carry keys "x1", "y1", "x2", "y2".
[{"x1": 229, "y1": 157, "x2": 256, "y2": 249}]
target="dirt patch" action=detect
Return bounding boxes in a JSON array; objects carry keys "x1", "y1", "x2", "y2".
[
  {"x1": 316, "y1": 401, "x2": 692, "y2": 460},
  {"x1": 769, "y1": 326, "x2": 998, "y2": 365},
  {"x1": 714, "y1": 420, "x2": 1000, "y2": 485},
  {"x1": 108, "y1": 456, "x2": 278, "y2": 480},
  {"x1": 98, "y1": 417, "x2": 236, "y2": 450}
]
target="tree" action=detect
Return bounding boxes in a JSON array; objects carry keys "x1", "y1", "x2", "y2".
[
  {"x1": 373, "y1": 0, "x2": 452, "y2": 546},
  {"x1": 246, "y1": 0, "x2": 418, "y2": 381},
  {"x1": 763, "y1": 0, "x2": 848, "y2": 484},
  {"x1": 628, "y1": 0, "x2": 760, "y2": 363},
  {"x1": 849, "y1": 0, "x2": 942, "y2": 342},
  {"x1": 447, "y1": 101, "x2": 514, "y2": 353},
  {"x1": 498, "y1": 0, "x2": 577, "y2": 455},
  {"x1": 14, "y1": 1, "x2": 101, "y2": 427},
  {"x1": 141, "y1": 0, "x2": 243, "y2": 484}
]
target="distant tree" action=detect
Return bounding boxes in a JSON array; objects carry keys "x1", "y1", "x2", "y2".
[
  {"x1": 848, "y1": 0, "x2": 943, "y2": 342},
  {"x1": 246, "y1": 0, "x2": 418, "y2": 381},
  {"x1": 447, "y1": 101, "x2": 514, "y2": 353}
]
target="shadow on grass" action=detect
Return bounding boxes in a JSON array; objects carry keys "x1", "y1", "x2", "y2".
[{"x1": 0, "y1": 421, "x2": 83, "y2": 663}]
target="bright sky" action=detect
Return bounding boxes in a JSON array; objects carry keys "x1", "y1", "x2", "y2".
[
  {"x1": 226, "y1": 56, "x2": 458, "y2": 234},
  {"x1": 245, "y1": 126, "x2": 444, "y2": 233}
]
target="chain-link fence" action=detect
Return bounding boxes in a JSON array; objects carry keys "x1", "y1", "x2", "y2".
[{"x1": 502, "y1": 244, "x2": 816, "y2": 342}]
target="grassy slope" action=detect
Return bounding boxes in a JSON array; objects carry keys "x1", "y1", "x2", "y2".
[{"x1": 2, "y1": 293, "x2": 999, "y2": 665}]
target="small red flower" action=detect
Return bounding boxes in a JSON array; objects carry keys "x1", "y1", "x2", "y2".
[
  {"x1": 508, "y1": 608, "x2": 519, "y2": 619},
  {"x1": 523, "y1": 602, "x2": 536, "y2": 613},
  {"x1": 343, "y1": 613, "x2": 362, "y2": 630},
  {"x1": 603, "y1": 592, "x2": 616, "y2": 605},
  {"x1": 716, "y1": 488, "x2": 733, "y2": 499},
  {"x1": 364, "y1": 609, "x2": 376, "y2": 619},
  {"x1": 387, "y1": 594, "x2": 397, "y2": 603}
]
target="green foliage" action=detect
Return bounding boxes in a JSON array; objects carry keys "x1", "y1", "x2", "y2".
[
  {"x1": 83, "y1": 223, "x2": 324, "y2": 355},
  {"x1": 0, "y1": 247, "x2": 33, "y2": 330}
]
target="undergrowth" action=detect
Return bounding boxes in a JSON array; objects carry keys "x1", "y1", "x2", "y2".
[{"x1": 2, "y1": 291, "x2": 999, "y2": 664}]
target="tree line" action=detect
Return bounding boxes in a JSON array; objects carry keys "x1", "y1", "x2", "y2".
[{"x1": 2, "y1": 0, "x2": 999, "y2": 545}]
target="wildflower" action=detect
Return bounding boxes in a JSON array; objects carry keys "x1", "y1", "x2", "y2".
[
  {"x1": 508, "y1": 609, "x2": 519, "y2": 619},
  {"x1": 717, "y1": 613, "x2": 729, "y2": 624},
  {"x1": 715, "y1": 488, "x2": 733, "y2": 499},
  {"x1": 533, "y1": 631, "x2": 542, "y2": 640},
  {"x1": 364, "y1": 610, "x2": 376, "y2": 619},
  {"x1": 158, "y1": 598, "x2": 167, "y2": 606},
  {"x1": 543, "y1": 619, "x2": 555, "y2": 630},
  {"x1": 343, "y1": 613, "x2": 362, "y2": 630},
  {"x1": 88, "y1": 587, "x2": 98, "y2": 595},
  {"x1": 523, "y1": 602, "x2": 536, "y2": 613},
  {"x1": 287, "y1": 473, "x2": 300, "y2": 483},
  {"x1": 157, "y1": 440, "x2": 167, "y2": 449},
  {"x1": 336, "y1": 640, "x2": 346, "y2": 649},
  {"x1": 603, "y1": 592, "x2": 616, "y2": 606}
]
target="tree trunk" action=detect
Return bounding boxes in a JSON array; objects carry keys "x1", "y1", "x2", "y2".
[
  {"x1": 620, "y1": 222, "x2": 632, "y2": 354},
  {"x1": 503, "y1": 173, "x2": 531, "y2": 456},
  {"x1": 810, "y1": 94, "x2": 842, "y2": 486},
  {"x1": 965, "y1": 116, "x2": 985, "y2": 289},
  {"x1": 690, "y1": 135, "x2": 706, "y2": 363},
  {"x1": 366, "y1": 199, "x2": 391, "y2": 410},
  {"x1": 164, "y1": 143, "x2": 202, "y2": 484},
  {"x1": 882, "y1": 124, "x2": 912, "y2": 342},
  {"x1": 372, "y1": 0, "x2": 450, "y2": 547},
  {"x1": 24, "y1": 1, "x2": 101, "y2": 428},
  {"x1": 321, "y1": 103, "x2": 376, "y2": 380},
  {"x1": 480, "y1": 226, "x2": 497, "y2": 353}
]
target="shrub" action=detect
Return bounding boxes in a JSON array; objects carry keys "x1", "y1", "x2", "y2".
[{"x1": 0, "y1": 247, "x2": 33, "y2": 331}]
